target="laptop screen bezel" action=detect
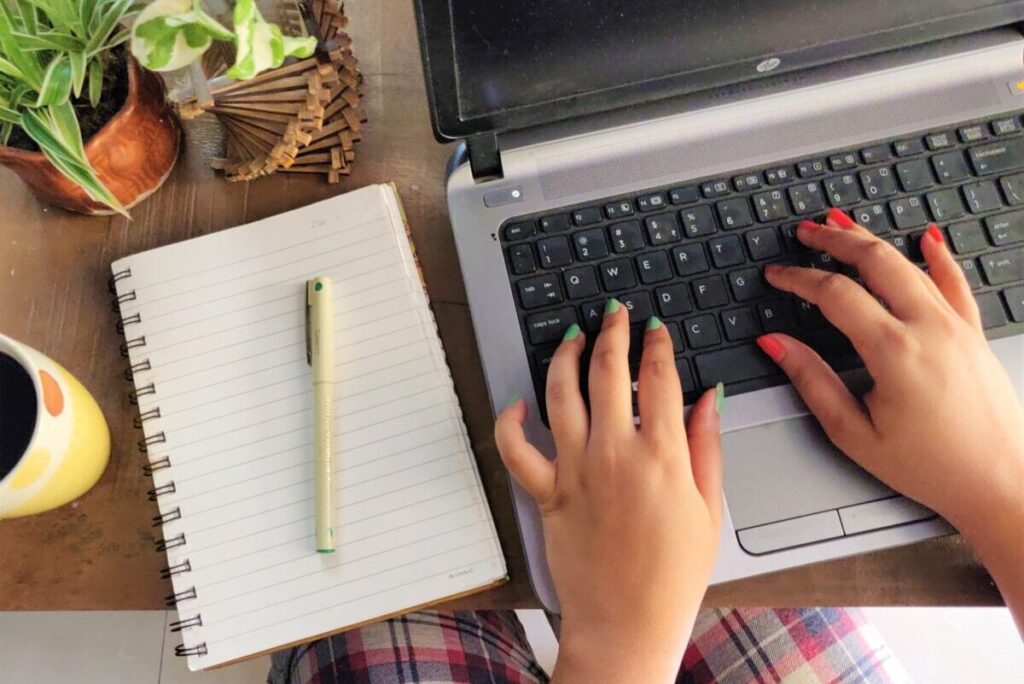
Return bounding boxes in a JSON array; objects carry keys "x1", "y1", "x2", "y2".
[{"x1": 413, "y1": 0, "x2": 1024, "y2": 142}]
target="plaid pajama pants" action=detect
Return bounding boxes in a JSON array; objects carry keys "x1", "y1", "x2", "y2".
[{"x1": 267, "y1": 608, "x2": 910, "y2": 684}]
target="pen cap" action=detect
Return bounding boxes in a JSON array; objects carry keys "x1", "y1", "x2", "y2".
[{"x1": 307, "y1": 277, "x2": 335, "y2": 382}]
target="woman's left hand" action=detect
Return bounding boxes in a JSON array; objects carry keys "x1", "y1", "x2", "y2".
[{"x1": 495, "y1": 303, "x2": 724, "y2": 683}]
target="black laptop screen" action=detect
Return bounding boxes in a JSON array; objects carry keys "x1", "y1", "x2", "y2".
[{"x1": 424, "y1": 0, "x2": 1024, "y2": 138}]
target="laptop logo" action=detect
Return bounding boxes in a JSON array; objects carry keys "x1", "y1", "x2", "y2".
[{"x1": 756, "y1": 58, "x2": 781, "y2": 73}]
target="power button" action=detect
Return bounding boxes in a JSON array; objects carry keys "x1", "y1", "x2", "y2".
[{"x1": 483, "y1": 186, "x2": 525, "y2": 208}]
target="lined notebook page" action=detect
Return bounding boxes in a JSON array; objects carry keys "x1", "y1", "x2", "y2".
[{"x1": 112, "y1": 185, "x2": 505, "y2": 670}]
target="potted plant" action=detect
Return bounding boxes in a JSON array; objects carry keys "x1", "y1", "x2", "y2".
[{"x1": 0, "y1": 0, "x2": 315, "y2": 216}]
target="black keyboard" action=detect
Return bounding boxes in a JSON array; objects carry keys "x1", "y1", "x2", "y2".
[{"x1": 500, "y1": 112, "x2": 1024, "y2": 422}]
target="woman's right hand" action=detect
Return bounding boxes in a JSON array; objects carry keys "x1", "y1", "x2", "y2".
[{"x1": 759, "y1": 209, "x2": 1024, "y2": 632}]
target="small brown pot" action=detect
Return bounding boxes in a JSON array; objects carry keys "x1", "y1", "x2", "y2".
[{"x1": 0, "y1": 56, "x2": 181, "y2": 215}]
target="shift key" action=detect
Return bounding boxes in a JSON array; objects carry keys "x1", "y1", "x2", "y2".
[
  {"x1": 695, "y1": 344, "x2": 783, "y2": 387},
  {"x1": 981, "y1": 247, "x2": 1024, "y2": 286},
  {"x1": 969, "y1": 138, "x2": 1024, "y2": 176},
  {"x1": 985, "y1": 211, "x2": 1024, "y2": 246}
]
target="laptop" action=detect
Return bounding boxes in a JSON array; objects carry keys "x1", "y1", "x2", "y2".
[{"x1": 413, "y1": 0, "x2": 1024, "y2": 611}]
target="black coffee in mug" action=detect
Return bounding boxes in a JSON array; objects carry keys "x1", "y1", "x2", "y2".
[{"x1": 0, "y1": 351, "x2": 37, "y2": 481}]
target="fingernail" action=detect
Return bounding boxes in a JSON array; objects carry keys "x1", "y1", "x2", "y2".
[
  {"x1": 756, "y1": 335, "x2": 786, "y2": 363},
  {"x1": 563, "y1": 323, "x2": 581, "y2": 341},
  {"x1": 926, "y1": 223, "x2": 945, "y2": 246},
  {"x1": 797, "y1": 219, "x2": 821, "y2": 232},
  {"x1": 715, "y1": 382, "x2": 725, "y2": 416},
  {"x1": 826, "y1": 208, "x2": 856, "y2": 229},
  {"x1": 604, "y1": 298, "x2": 620, "y2": 315},
  {"x1": 504, "y1": 394, "x2": 521, "y2": 409},
  {"x1": 645, "y1": 316, "x2": 662, "y2": 331}
]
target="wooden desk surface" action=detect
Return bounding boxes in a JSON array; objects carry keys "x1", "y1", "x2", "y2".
[{"x1": 0, "y1": 0, "x2": 1001, "y2": 610}]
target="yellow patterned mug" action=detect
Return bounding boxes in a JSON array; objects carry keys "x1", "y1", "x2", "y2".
[{"x1": 0, "y1": 334, "x2": 110, "y2": 518}]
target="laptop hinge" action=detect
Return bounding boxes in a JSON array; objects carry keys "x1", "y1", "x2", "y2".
[{"x1": 467, "y1": 133, "x2": 504, "y2": 182}]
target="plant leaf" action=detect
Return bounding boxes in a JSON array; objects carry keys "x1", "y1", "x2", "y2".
[
  {"x1": 129, "y1": 0, "x2": 224, "y2": 72},
  {"x1": 226, "y1": 0, "x2": 315, "y2": 80},
  {"x1": 0, "y1": 10, "x2": 44, "y2": 90},
  {"x1": 87, "y1": 56, "x2": 103, "y2": 107},
  {"x1": 68, "y1": 50, "x2": 86, "y2": 97},
  {"x1": 10, "y1": 30, "x2": 83, "y2": 51},
  {"x1": 35, "y1": 54, "x2": 72, "y2": 106},
  {"x1": 0, "y1": 103, "x2": 21, "y2": 124},
  {"x1": 0, "y1": 57, "x2": 26, "y2": 81},
  {"x1": 86, "y1": 0, "x2": 135, "y2": 53}
]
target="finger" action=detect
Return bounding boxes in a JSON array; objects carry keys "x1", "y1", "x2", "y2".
[
  {"x1": 587, "y1": 299, "x2": 635, "y2": 438},
  {"x1": 546, "y1": 324, "x2": 590, "y2": 455},
  {"x1": 756, "y1": 334, "x2": 877, "y2": 455},
  {"x1": 921, "y1": 224, "x2": 983, "y2": 331},
  {"x1": 799, "y1": 212, "x2": 936, "y2": 319},
  {"x1": 495, "y1": 399, "x2": 556, "y2": 506},
  {"x1": 637, "y1": 317, "x2": 685, "y2": 442},
  {"x1": 686, "y1": 384, "x2": 723, "y2": 524},
  {"x1": 764, "y1": 263, "x2": 903, "y2": 365}
]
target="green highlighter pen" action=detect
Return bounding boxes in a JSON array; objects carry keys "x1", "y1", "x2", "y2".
[{"x1": 306, "y1": 277, "x2": 335, "y2": 553}]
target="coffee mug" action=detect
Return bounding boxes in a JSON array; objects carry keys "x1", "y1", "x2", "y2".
[{"x1": 0, "y1": 334, "x2": 110, "y2": 518}]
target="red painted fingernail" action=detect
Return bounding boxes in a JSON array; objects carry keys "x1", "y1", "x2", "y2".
[
  {"x1": 827, "y1": 208, "x2": 856, "y2": 229},
  {"x1": 926, "y1": 223, "x2": 945, "y2": 245},
  {"x1": 756, "y1": 335, "x2": 786, "y2": 363},
  {"x1": 797, "y1": 220, "x2": 821, "y2": 232}
]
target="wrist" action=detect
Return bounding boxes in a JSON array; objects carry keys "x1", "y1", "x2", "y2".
[{"x1": 954, "y1": 456, "x2": 1024, "y2": 571}]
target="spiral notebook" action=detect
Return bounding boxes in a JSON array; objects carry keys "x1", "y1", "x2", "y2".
[{"x1": 110, "y1": 184, "x2": 506, "y2": 671}]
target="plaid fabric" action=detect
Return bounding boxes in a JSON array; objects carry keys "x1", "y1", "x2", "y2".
[{"x1": 269, "y1": 608, "x2": 908, "y2": 684}]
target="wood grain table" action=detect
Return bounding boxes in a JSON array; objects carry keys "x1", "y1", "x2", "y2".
[{"x1": 0, "y1": 0, "x2": 1002, "y2": 611}]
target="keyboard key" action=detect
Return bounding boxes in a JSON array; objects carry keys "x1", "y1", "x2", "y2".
[
  {"x1": 796, "y1": 300, "x2": 826, "y2": 327},
  {"x1": 676, "y1": 358, "x2": 697, "y2": 393},
  {"x1": 573, "y1": 227, "x2": 610, "y2": 261},
  {"x1": 721, "y1": 307, "x2": 760, "y2": 341},
  {"x1": 505, "y1": 220, "x2": 538, "y2": 242},
  {"x1": 734, "y1": 173, "x2": 764, "y2": 191},
  {"x1": 636, "y1": 251, "x2": 674, "y2": 284},
  {"x1": 682, "y1": 314, "x2": 722, "y2": 349},
  {"x1": 565, "y1": 266, "x2": 600, "y2": 299},
  {"x1": 702, "y1": 180, "x2": 732, "y2": 198},
  {"x1": 745, "y1": 227, "x2": 782, "y2": 260},
  {"x1": 852, "y1": 204, "x2": 892, "y2": 235},
  {"x1": 976, "y1": 292, "x2": 1008, "y2": 329},
  {"x1": 959, "y1": 125, "x2": 989, "y2": 144},
  {"x1": 665, "y1": 321, "x2": 684, "y2": 352},
  {"x1": 518, "y1": 274, "x2": 563, "y2": 309},
  {"x1": 637, "y1": 193, "x2": 668, "y2": 211},
  {"x1": 728, "y1": 267, "x2": 765, "y2": 302},
  {"x1": 829, "y1": 153, "x2": 858, "y2": 171},
  {"x1": 580, "y1": 300, "x2": 605, "y2": 333},
  {"x1": 788, "y1": 182, "x2": 827, "y2": 215},
  {"x1": 757, "y1": 299, "x2": 797, "y2": 332},
  {"x1": 993, "y1": 118, "x2": 1022, "y2": 136},
  {"x1": 926, "y1": 132, "x2": 954, "y2": 150},
  {"x1": 540, "y1": 214, "x2": 570, "y2": 232},
  {"x1": 655, "y1": 283, "x2": 693, "y2": 317},
  {"x1": 824, "y1": 174, "x2": 863, "y2": 207},
  {"x1": 533, "y1": 346, "x2": 557, "y2": 376},
  {"x1": 644, "y1": 213, "x2": 682, "y2": 245},
  {"x1": 708, "y1": 235, "x2": 746, "y2": 268},
  {"x1": 861, "y1": 144, "x2": 893, "y2": 164},
  {"x1": 969, "y1": 138, "x2": 1024, "y2": 176},
  {"x1": 1004, "y1": 285, "x2": 1024, "y2": 322},
  {"x1": 894, "y1": 138, "x2": 925, "y2": 157},
  {"x1": 888, "y1": 234, "x2": 911, "y2": 259},
  {"x1": 895, "y1": 159, "x2": 934, "y2": 192},
  {"x1": 860, "y1": 167, "x2": 898, "y2": 200},
  {"x1": 797, "y1": 159, "x2": 828, "y2": 178},
  {"x1": 600, "y1": 258, "x2": 638, "y2": 291},
  {"x1": 962, "y1": 181, "x2": 1003, "y2": 214},
  {"x1": 925, "y1": 188, "x2": 965, "y2": 223},
  {"x1": 537, "y1": 236, "x2": 573, "y2": 267},
  {"x1": 508, "y1": 243, "x2": 536, "y2": 275},
  {"x1": 692, "y1": 275, "x2": 729, "y2": 309},
  {"x1": 527, "y1": 307, "x2": 578, "y2": 344},
  {"x1": 765, "y1": 166, "x2": 795, "y2": 185},
  {"x1": 679, "y1": 205, "x2": 718, "y2": 237},
  {"x1": 959, "y1": 257, "x2": 983, "y2": 289},
  {"x1": 803, "y1": 251, "x2": 840, "y2": 272},
  {"x1": 752, "y1": 189, "x2": 790, "y2": 222},
  {"x1": 931, "y1": 150, "x2": 971, "y2": 183},
  {"x1": 695, "y1": 343, "x2": 781, "y2": 386},
  {"x1": 985, "y1": 211, "x2": 1024, "y2": 246},
  {"x1": 672, "y1": 243, "x2": 709, "y2": 276},
  {"x1": 779, "y1": 223, "x2": 802, "y2": 252},
  {"x1": 947, "y1": 221, "x2": 988, "y2": 254},
  {"x1": 620, "y1": 291, "x2": 654, "y2": 324},
  {"x1": 604, "y1": 200, "x2": 635, "y2": 219},
  {"x1": 669, "y1": 186, "x2": 700, "y2": 205},
  {"x1": 716, "y1": 198, "x2": 754, "y2": 230},
  {"x1": 981, "y1": 247, "x2": 1024, "y2": 285},
  {"x1": 572, "y1": 207, "x2": 602, "y2": 225},
  {"x1": 609, "y1": 221, "x2": 645, "y2": 252},
  {"x1": 889, "y1": 196, "x2": 929, "y2": 230},
  {"x1": 1000, "y1": 172, "x2": 1024, "y2": 206}
]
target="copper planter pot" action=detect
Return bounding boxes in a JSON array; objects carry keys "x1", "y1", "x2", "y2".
[{"x1": 0, "y1": 56, "x2": 181, "y2": 215}]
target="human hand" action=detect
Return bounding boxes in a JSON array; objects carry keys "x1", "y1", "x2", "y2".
[{"x1": 495, "y1": 302, "x2": 724, "y2": 683}]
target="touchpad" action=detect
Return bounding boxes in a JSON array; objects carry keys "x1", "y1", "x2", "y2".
[{"x1": 721, "y1": 415, "x2": 893, "y2": 530}]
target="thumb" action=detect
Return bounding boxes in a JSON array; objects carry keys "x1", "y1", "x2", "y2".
[
  {"x1": 687, "y1": 384, "x2": 723, "y2": 524},
  {"x1": 494, "y1": 398, "x2": 557, "y2": 508}
]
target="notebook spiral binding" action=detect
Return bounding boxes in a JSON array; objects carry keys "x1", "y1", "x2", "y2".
[{"x1": 111, "y1": 269, "x2": 207, "y2": 659}]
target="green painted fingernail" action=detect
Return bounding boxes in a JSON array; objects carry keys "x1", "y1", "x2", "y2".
[
  {"x1": 505, "y1": 394, "x2": 520, "y2": 409},
  {"x1": 715, "y1": 382, "x2": 725, "y2": 415},
  {"x1": 563, "y1": 323, "x2": 581, "y2": 341},
  {"x1": 645, "y1": 316, "x2": 662, "y2": 331},
  {"x1": 604, "y1": 298, "x2": 620, "y2": 315}
]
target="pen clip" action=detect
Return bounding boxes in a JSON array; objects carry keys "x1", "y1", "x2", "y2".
[{"x1": 304, "y1": 282, "x2": 313, "y2": 367}]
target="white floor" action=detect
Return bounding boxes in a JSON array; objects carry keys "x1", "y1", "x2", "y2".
[{"x1": 0, "y1": 608, "x2": 1019, "y2": 682}]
